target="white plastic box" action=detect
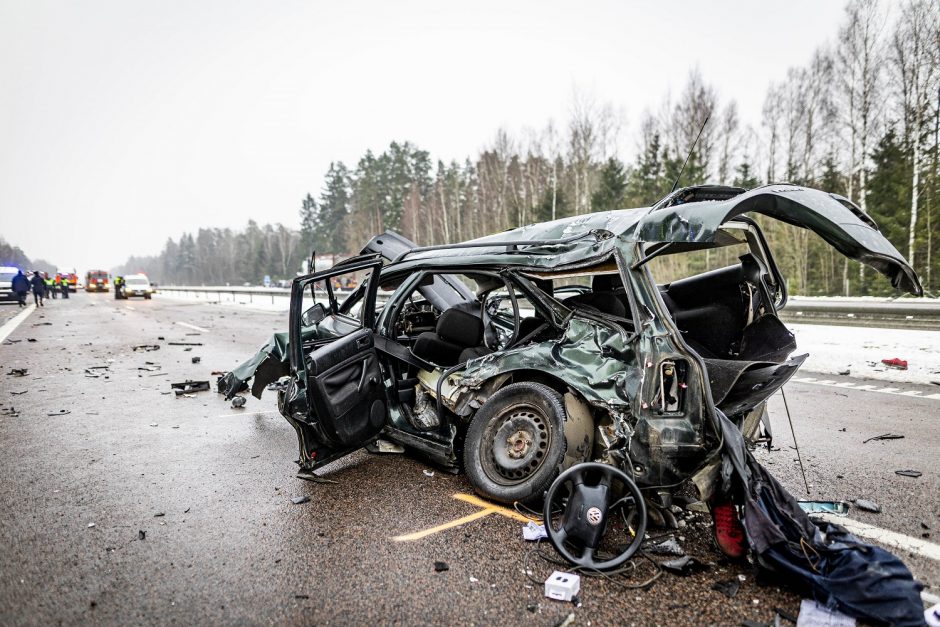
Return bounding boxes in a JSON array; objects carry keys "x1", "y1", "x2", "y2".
[{"x1": 544, "y1": 571, "x2": 580, "y2": 602}]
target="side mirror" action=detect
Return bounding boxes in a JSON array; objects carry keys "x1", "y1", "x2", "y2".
[{"x1": 301, "y1": 302, "x2": 326, "y2": 327}]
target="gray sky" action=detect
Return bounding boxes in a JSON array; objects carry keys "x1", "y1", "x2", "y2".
[{"x1": 0, "y1": 0, "x2": 849, "y2": 274}]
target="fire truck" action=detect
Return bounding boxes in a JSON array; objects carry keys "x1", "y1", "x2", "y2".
[{"x1": 84, "y1": 270, "x2": 110, "y2": 292}]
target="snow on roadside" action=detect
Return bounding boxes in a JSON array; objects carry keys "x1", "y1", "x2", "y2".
[{"x1": 788, "y1": 323, "x2": 940, "y2": 386}]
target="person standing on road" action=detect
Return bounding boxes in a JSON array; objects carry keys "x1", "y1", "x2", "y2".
[
  {"x1": 30, "y1": 271, "x2": 46, "y2": 307},
  {"x1": 60, "y1": 277, "x2": 69, "y2": 299},
  {"x1": 47, "y1": 274, "x2": 57, "y2": 299},
  {"x1": 11, "y1": 270, "x2": 29, "y2": 307}
]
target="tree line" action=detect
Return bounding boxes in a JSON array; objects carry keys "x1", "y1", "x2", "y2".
[{"x1": 122, "y1": 0, "x2": 939, "y2": 296}]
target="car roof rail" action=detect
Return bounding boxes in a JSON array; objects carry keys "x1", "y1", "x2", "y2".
[{"x1": 391, "y1": 230, "x2": 603, "y2": 264}]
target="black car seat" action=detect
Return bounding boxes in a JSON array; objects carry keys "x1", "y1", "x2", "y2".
[
  {"x1": 562, "y1": 274, "x2": 627, "y2": 318},
  {"x1": 412, "y1": 307, "x2": 491, "y2": 367}
]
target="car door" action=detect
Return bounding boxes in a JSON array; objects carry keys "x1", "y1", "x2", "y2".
[{"x1": 285, "y1": 258, "x2": 388, "y2": 470}]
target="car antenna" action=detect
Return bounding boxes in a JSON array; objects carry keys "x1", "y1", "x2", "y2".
[
  {"x1": 780, "y1": 388, "x2": 811, "y2": 495},
  {"x1": 669, "y1": 115, "x2": 710, "y2": 193}
]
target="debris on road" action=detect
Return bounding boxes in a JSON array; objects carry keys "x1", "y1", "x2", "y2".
[
  {"x1": 862, "y1": 433, "x2": 904, "y2": 443},
  {"x1": 291, "y1": 496, "x2": 310, "y2": 505},
  {"x1": 191, "y1": 356, "x2": 201, "y2": 364},
  {"x1": 168, "y1": 342, "x2": 202, "y2": 346},
  {"x1": 365, "y1": 439, "x2": 405, "y2": 454},
  {"x1": 659, "y1": 556, "x2": 708, "y2": 576},
  {"x1": 797, "y1": 599, "x2": 856, "y2": 626},
  {"x1": 853, "y1": 499, "x2": 882, "y2": 513},
  {"x1": 47, "y1": 410, "x2": 70, "y2": 416},
  {"x1": 926, "y1": 602, "x2": 940, "y2": 627},
  {"x1": 422, "y1": 469, "x2": 435, "y2": 477},
  {"x1": 837, "y1": 369, "x2": 850, "y2": 376},
  {"x1": 894, "y1": 469, "x2": 922, "y2": 478},
  {"x1": 87, "y1": 523, "x2": 95, "y2": 528},
  {"x1": 296, "y1": 470, "x2": 338, "y2": 484},
  {"x1": 231, "y1": 396, "x2": 246, "y2": 408},
  {"x1": 881, "y1": 357, "x2": 908, "y2": 370},
  {"x1": 7, "y1": 369, "x2": 28, "y2": 377},
  {"x1": 522, "y1": 521, "x2": 548, "y2": 541},
  {"x1": 544, "y1": 571, "x2": 580, "y2": 602},
  {"x1": 170, "y1": 380, "x2": 210, "y2": 396},
  {"x1": 433, "y1": 561, "x2": 449, "y2": 572},
  {"x1": 10, "y1": 390, "x2": 27, "y2": 396},
  {"x1": 132, "y1": 345, "x2": 160, "y2": 352},
  {"x1": 798, "y1": 501, "x2": 849, "y2": 516},
  {"x1": 710, "y1": 579, "x2": 740, "y2": 598},
  {"x1": 647, "y1": 536, "x2": 684, "y2": 556},
  {"x1": 154, "y1": 512, "x2": 165, "y2": 517},
  {"x1": 138, "y1": 530, "x2": 146, "y2": 540}
]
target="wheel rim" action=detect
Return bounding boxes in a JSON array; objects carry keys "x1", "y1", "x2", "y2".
[{"x1": 479, "y1": 403, "x2": 552, "y2": 486}]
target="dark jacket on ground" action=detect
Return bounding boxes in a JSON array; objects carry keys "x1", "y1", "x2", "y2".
[
  {"x1": 30, "y1": 275, "x2": 46, "y2": 295},
  {"x1": 12, "y1": 273, "x2": 29, "y2": 294}
]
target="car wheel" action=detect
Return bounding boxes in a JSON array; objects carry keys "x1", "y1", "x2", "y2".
[
  {"x1": 463, "y1": 382, "x2": 567, "y2": 504},
  {"x1": 144, "y1": 294, "x2": 151, "y2": 299}
]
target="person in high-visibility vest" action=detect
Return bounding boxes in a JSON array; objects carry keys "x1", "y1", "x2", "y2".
[
  {"x1": 48, "y1": 275, "x2": 58, "y2": 299},
  {"x1": 114, "y1": 276, "x2": 125, "y2": 299}
]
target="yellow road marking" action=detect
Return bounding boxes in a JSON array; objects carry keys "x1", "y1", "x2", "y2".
[
  {"x1": 391, "y1": 493, "x2": 536, "y2": 542},
  {"x1": 452, "y1": 493, "x2": 533, "y2": 523}
]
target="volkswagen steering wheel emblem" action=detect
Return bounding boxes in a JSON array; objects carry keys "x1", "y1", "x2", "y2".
[{"x1": 586, "y1": 506, "x2": 603, "y2": 526}]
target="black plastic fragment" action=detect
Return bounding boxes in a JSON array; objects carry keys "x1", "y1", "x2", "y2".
[
  {"x1": 711, "y1": 579, "x2": 740, "y2": 598},
  {"x1": 433, "y1": 561, "x2": 449, "y2": 572}
]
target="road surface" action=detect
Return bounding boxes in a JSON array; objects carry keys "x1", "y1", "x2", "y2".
[{"x1": 1, "y1": 294, "x2": 937, "y2": 625}]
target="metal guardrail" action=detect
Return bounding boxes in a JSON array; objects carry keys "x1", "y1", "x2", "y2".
[
  {"x1": 157, "y1": 286, "x2": 940, "y2": 331},
  {"x1": 779, "y1": 297, "x2": 940, "y2": 331}
]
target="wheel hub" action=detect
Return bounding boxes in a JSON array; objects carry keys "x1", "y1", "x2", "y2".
[{"x1": 485, "y1": 407, "x2": 550, "y2": 483}]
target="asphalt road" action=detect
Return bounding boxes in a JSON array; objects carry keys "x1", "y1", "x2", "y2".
[{"x1": 0, "y1": 293, "x2": 937, "y2": 625}]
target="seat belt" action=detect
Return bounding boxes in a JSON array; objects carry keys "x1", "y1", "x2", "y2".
[{"x1": 373, "y1": 335, "x2": 435, "y2": 372}]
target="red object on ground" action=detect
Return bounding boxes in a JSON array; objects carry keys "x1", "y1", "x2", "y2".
[
  {"x1": 711, "y1": 498, "x2": 748, "y2": 559},
  {"x1": 881, "y1": 357, "x2": 908, "y2": 370}
]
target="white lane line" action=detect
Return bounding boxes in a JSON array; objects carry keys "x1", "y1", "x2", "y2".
[
  {"x1": 792, "y1": 377, "x2": 940, "y2": 403},
  {"x1": 0, "y1": 305, "x2": 36, "y2": 344},
  {"x1": 813, "y1": 513, "x2": 940, "y2": 562},
  {"x1": 215, "y1": 410, "x2": 278, "y2": 419},
  {"x1": 177, "y1": 321, "x2": 209, "y2": 333}
]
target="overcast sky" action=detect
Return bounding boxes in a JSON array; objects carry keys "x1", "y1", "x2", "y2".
[{"x1": 0, "y1": 0, "x2": 851, "y2": 274}]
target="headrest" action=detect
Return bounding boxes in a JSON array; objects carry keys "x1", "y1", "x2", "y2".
[
  {"x1": 436, "y1": 308, "x2": 484, "y2": 347},
  {"x1": 592, "y1": 273, "x2": 622, "y2": 292}
]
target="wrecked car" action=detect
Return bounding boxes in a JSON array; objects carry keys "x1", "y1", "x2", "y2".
[{"x1": 221, "y1": 183, "x2": 920, "y2": 510}]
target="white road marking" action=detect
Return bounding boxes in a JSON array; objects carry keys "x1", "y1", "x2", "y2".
[
  {"x1": 215, "y1": 410, "x2": 279, "y2": 419},
  {"x1": 126, "y1": 305, "x2": 136, "y2": 311},
  {"x1": 813, "y1": 513, "x2": 940, "y2": 562},
  {"x1": 924, "y1": 590, "x2": 940, "y2": 607},
  {"x1": 0, "y1": 305, "x2": 36, "y2": 344},
  {"x1": 792, "y1": 377, "x2": 940, "y2": 403},
  {"x1": 177, "y1": 321, "x2": 209, "y2": 333}
]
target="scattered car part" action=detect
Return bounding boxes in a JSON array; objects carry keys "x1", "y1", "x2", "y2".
[
  {"x1": 231, "y1": 396, "x2": 246, "y2": 408},
  {"x1": 168, "y1": 342, "x2": 202, "y2": 346},
  {"x1": 7, "y1": 369, "x2": 28, "y2": 376},
  {"x1": 170, "y1": 380, "x2": 210, "y2": 396},
  {"x1": 290, "y1": 496, "x2": 310, "y2": 505},
  {"x1": 711, "y1": 579, "x2": 741, "y2": 598},
  {"x1": 853, "y1": 499, "x2": 882, "y2": 513},
  {"x1": 191, "y1": 356, "x2": 201, "y2": 364},
  {"x1": 132, "y1": 345, "x2": 160, "y2": 352},
  {"x1": 798, "y1": 501, "x2": 850, "y2": 516},
  {"x1": 543, "y1": 462, "x2": 646, "y2": 571},
  {"x1": 894, "y1": 469, "x2": 922, "y2": 478},
  {"x1": 881, "y1": 357, "x2": 908, "y2": 370},
  {"x1": 544, "y1": 571, "x2": 580, "y2": 602},
  {"x1": 863, "y1": 433, "x2": 904, "y2": 443}
]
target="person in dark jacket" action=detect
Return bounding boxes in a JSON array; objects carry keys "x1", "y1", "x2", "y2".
[
  {"x1": 11, "y1": 270, "x2": 29, "y2": 307},
  {"x1": 30, "y1": 271, "x2": 46, "y2": 307}
]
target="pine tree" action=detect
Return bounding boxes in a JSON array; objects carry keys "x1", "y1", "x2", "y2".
[
  {"x1": 591, "y1": 158, "x2": 628, "y2": 212},
  {"x1": 733, "y1": 161, "x2": 761, "y2": 189},
  {"x1": 319, "y1": 162, "x2": 351, "y2": 253}
]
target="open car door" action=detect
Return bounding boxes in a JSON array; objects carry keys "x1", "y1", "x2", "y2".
[
  {"x1": 282, "y1": 257, "x2": 388, "y2": 474},
  {"x1": 637, "y1": 184, "x2": 922, "y2": 295}
]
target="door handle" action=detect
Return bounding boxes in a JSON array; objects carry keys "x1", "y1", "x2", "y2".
[{"x1": 356, "y1": 336, "x2": 371, "y2": 349}]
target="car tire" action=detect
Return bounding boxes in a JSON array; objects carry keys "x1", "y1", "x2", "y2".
[
  {"x1": 144, "y1": 294, "x2": 151, "y2": 300},
  {"x1": 463, "y1": 382, "x2": 567, "y2": 504}
]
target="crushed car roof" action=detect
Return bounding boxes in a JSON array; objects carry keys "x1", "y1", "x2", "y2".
[{"x1": 391, "y1": 184, "x2": 921, "y2": 295}]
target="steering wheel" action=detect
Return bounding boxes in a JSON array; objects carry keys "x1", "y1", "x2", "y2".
[{"x1": 543, "y1": 462, "x2": 647, "y2": 571}]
